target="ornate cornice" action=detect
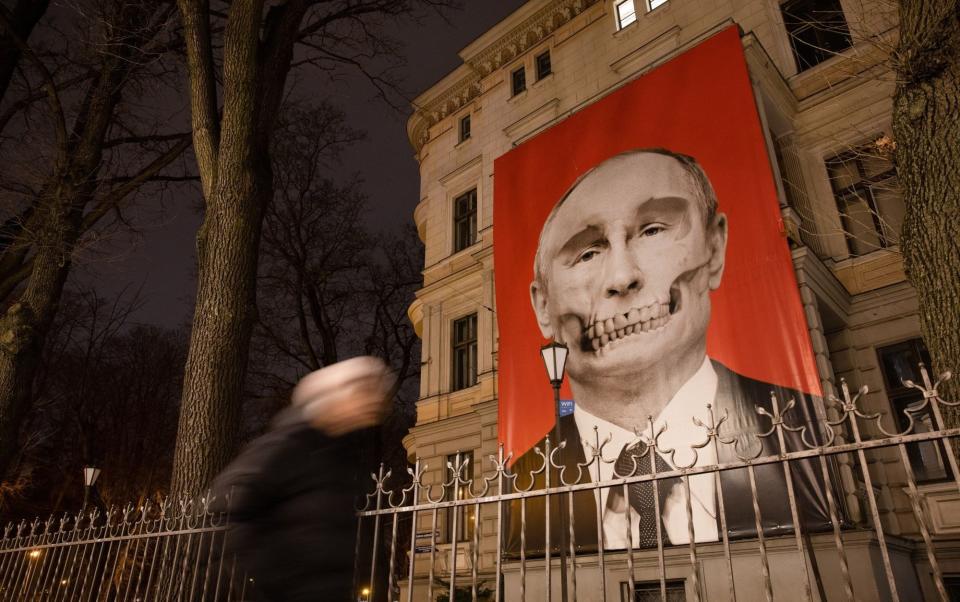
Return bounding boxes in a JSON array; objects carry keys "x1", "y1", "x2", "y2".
[{"x1": 407, "y1": 0, "x2": 600, "y2": 154}]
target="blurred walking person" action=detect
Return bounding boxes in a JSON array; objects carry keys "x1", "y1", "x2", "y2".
[{"x1": 211, "y1": 356, "x2": 396, "y2": 601}]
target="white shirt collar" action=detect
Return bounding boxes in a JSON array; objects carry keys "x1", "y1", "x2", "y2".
[
  {"x1": 572, "y1": 356, "x2": 717, "y2": 468},
  {"x1": 570, "y1": 357, "x2": 721, "y2": 546}
]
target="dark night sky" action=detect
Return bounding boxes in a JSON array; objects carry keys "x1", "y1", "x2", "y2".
[{"x1": 86, "y1": 2, "x2": 527, "y2": 328}]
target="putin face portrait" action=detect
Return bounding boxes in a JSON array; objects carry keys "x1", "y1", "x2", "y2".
[{"x1": 529, "y1": 149, "x2": 727, "y2": 426}]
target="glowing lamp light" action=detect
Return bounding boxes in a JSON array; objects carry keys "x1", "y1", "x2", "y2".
[
  {"x1": 540, "y1": 341, "x2": 568, "y2": 386},
  {"x1": 83, "y1": 466, "x2": 101, "y2": 488}
]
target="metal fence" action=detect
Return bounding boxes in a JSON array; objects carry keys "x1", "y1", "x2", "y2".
[
  {"x1": 1, "y1": 366, "x2": 957, "y2": 602},
  {"x1": 355, "y1": 365, "x2": 960, "y2": 602},
  {"x1": 0, "y1": 497, "x2": 247, "y2": 601}
]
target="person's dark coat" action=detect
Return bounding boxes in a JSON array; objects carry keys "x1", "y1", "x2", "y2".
[{"x1": 210, "y1": 407, "x2": 366, "y2": 601}]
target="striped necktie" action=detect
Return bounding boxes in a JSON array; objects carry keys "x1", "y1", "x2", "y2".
[{"x1": 613, "y1": 444, "x2": 678, "y2": 547}]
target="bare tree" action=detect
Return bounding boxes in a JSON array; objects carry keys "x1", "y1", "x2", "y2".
[
  {"x1": 360, "y1": 227, "x2": 423, "y2": 409},
  {"x1": 252, "y1": 104, "x2": 366, "y2": 385},
  {"x1": 891, "y1": 1, "x2": 960, "y2": 399},
  {"x1": 776, "y1": 0, "x2": 959, "y2": 397},
  {"x1": 248, "y1": 102, "x2": 421, "y2": 435},
  {"x1": 171, "y1": 0, "x2": 449, "y2": 495},
  {"x1": 3, "y1": 287, "x2": 185, "y2": 519},
  {"x1": 0, "y1": 0, "x2": 193, "y2": 476},
  {"x1": 250, "y1": 108, "x2": 422, "y2": 594}
]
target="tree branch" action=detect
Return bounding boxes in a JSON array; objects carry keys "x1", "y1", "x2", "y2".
[
  {"x1": 103, "y1": 131, "x2": 193, "y2": 149},
  {"x1": 0, "y1": 6, "x2": 67, "y2": 162},
  {"x1": 0, "y1": 70, "x2": 92, "y2": 136},
  {"x1": 82, "y1": 135, "x2": 192, "y2": 232},
  {"x1": 176, "y1": 0, "x2": 221, "y2": 199}
]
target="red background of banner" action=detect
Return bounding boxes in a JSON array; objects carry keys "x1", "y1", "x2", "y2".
[{"x1": 493, "y1": 26, "x2": 821, "y2": 459}]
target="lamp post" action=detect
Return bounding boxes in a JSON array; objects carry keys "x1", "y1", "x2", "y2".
[
  {"x1": 82, "y1": 466, "x2": 100, "y2": 512},
  {"x1": 540, "y1": 341, "x2": 569, "y2": 602}
]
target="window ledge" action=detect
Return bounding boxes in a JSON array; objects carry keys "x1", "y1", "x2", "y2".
[
  {"x1": 449, "y1": 383, "x2": 480, "y2": 395},
  {"x1": 614, "y1": 19, "x2": 637, "y2": 37},
  {"x1": 507, "y1": 89, "x2": 528, "y2": 104},
  {"x1": 789, "y1": 46, "x2": 854, "y2": 79},
  {"x1": 454, "y1": 136, "x2": 472, "y2": 150},
  {"x1": 448, "y1": 240, "x2": 482, "y2": 262},
  {"x1": 831, "y1": 246, "x2": 900, "y2": 269},
  {"x1": 532, "y1": 72, "x2": 554, "y2": 88},
  {"x1": 787, "y1": 42, "x2": 882, "y2": 100},
  {"x1": 830, "y1": 247, "x2": 905, "y2": 295}
]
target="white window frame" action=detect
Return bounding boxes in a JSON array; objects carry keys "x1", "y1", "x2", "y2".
[
  {"x1": 614, "y1": 0, "x2": 668, "y2": 31},
  {"x1": 614, "y1": 0, "x2": 637, "y2": 30}
]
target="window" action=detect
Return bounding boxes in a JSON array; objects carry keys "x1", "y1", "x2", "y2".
[
  {"x1": 616, "y1": 0, "x2": 666, "y2": 28},
  {"x1": 511, "y1": 66, "x2": 526, "y2": 96},
  {"x1": 945, "y1": 576, "x2": 960, "y2": 601},
  {"x1": 781, "y1": 0, "x2": 853, "y2": 71},
  {"x1": 535, "y1": 51, "x2": 552, "y2": 80},
  {"x1": 615, "y1": 0, "x2": 637, "y2": 29},
  {"x1": 458, "y1": 114, "x2": 471, "y2": 143},
  {"x1": 452, "y1": 314, "x2": 477, "y2": 391},
  {"x1": 826, "y1": 144, "x2": 903, "y2": 257},
  {"x1": 877, "y1": 339, "x2": 949, "y2": 483},
  {"x1": 621, "y1": 579, "x2": 685, "y2": 601},
  {"x1": 452, "y1": 188, "x2": 477, "y2": 252},
  {"x1": 444, "y1": 451, "x2": 475, "y2": 542}
]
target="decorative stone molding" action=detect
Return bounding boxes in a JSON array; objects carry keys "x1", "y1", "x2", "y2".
[
  {"x1": 407, "y1": 0, "x2": 600, "y2": 154},
  {"x1": 407, "y1": 297, "x2": 424, "y2": 338}
]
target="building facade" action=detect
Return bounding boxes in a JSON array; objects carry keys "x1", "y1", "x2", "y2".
[{"x1": 400, "y1": 1, "x2": 959, "y2": 599}]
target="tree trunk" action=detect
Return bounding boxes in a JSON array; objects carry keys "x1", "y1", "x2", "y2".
[
  {"x1": 169, "y1": 171, "x2": 271, "y2": 494},
  {"x1": 0, "y1": 3, "x2": 179, "y2": 476},
  {"x1": 0, "y1": 207, "x2": 77, "y2": 474},
  {"x1": 170, "y1": 0, "x2": 303, "y2": 495},
  {"x1": 170, "y1": 0, "x2": 270, "y2": 495},
  {"x1": 892, "y1": 1, "x2": 960, "y2": 405}
]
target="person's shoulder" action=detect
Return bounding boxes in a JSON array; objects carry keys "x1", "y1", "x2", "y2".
[{"x1": 711, "y1": 360, "x2": 821, "y2": 423}]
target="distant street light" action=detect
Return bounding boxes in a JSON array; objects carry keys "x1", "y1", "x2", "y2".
[
  {"x1": 540, "y1": 341, "x2": 569, "y2": 602},
  {"x1": 82, "y1": 466, "x2": 101, "y2": 511}
]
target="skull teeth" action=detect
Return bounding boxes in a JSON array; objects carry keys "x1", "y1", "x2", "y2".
[{"x1": 584, "y1": 301, "x2": 672, "y2": 352}]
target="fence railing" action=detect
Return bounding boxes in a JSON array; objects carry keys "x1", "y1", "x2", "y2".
[
  {"x1": 0, "y1": 497, "x2": 247, "y2": 601},
  {"x1": 1, "y1": 365, "x2": 956, "y2": 602},
  {"x1": 355, "y1": 365, "x2": 960, "y2": 602}
]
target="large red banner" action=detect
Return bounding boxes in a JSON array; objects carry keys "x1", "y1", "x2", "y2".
[{"x1": 493, "y1": 25, "x2": 821, "y2": 461}]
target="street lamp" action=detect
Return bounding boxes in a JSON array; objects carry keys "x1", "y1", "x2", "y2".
[
  {"x1": 359, "y1": 586, "x2": 370, "y2": 602},
  {"x1": 540, "y1": 341, "x2": 569, "y2": 602},
  {"x1": 540, "y1": 341, "x2": 568, "y2": 388},
  {"x1": 82, "y1": 466, "x2": 101, "y2": 511}
]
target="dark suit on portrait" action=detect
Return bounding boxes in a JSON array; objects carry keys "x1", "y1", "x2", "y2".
[{"x1": 504, "y1": 361, "x2": 835, "y2": 555}]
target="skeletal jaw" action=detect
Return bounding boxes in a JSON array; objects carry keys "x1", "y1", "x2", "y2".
[{"x1": 583, "y1": 290, "x2": 680, "y2": 353}]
